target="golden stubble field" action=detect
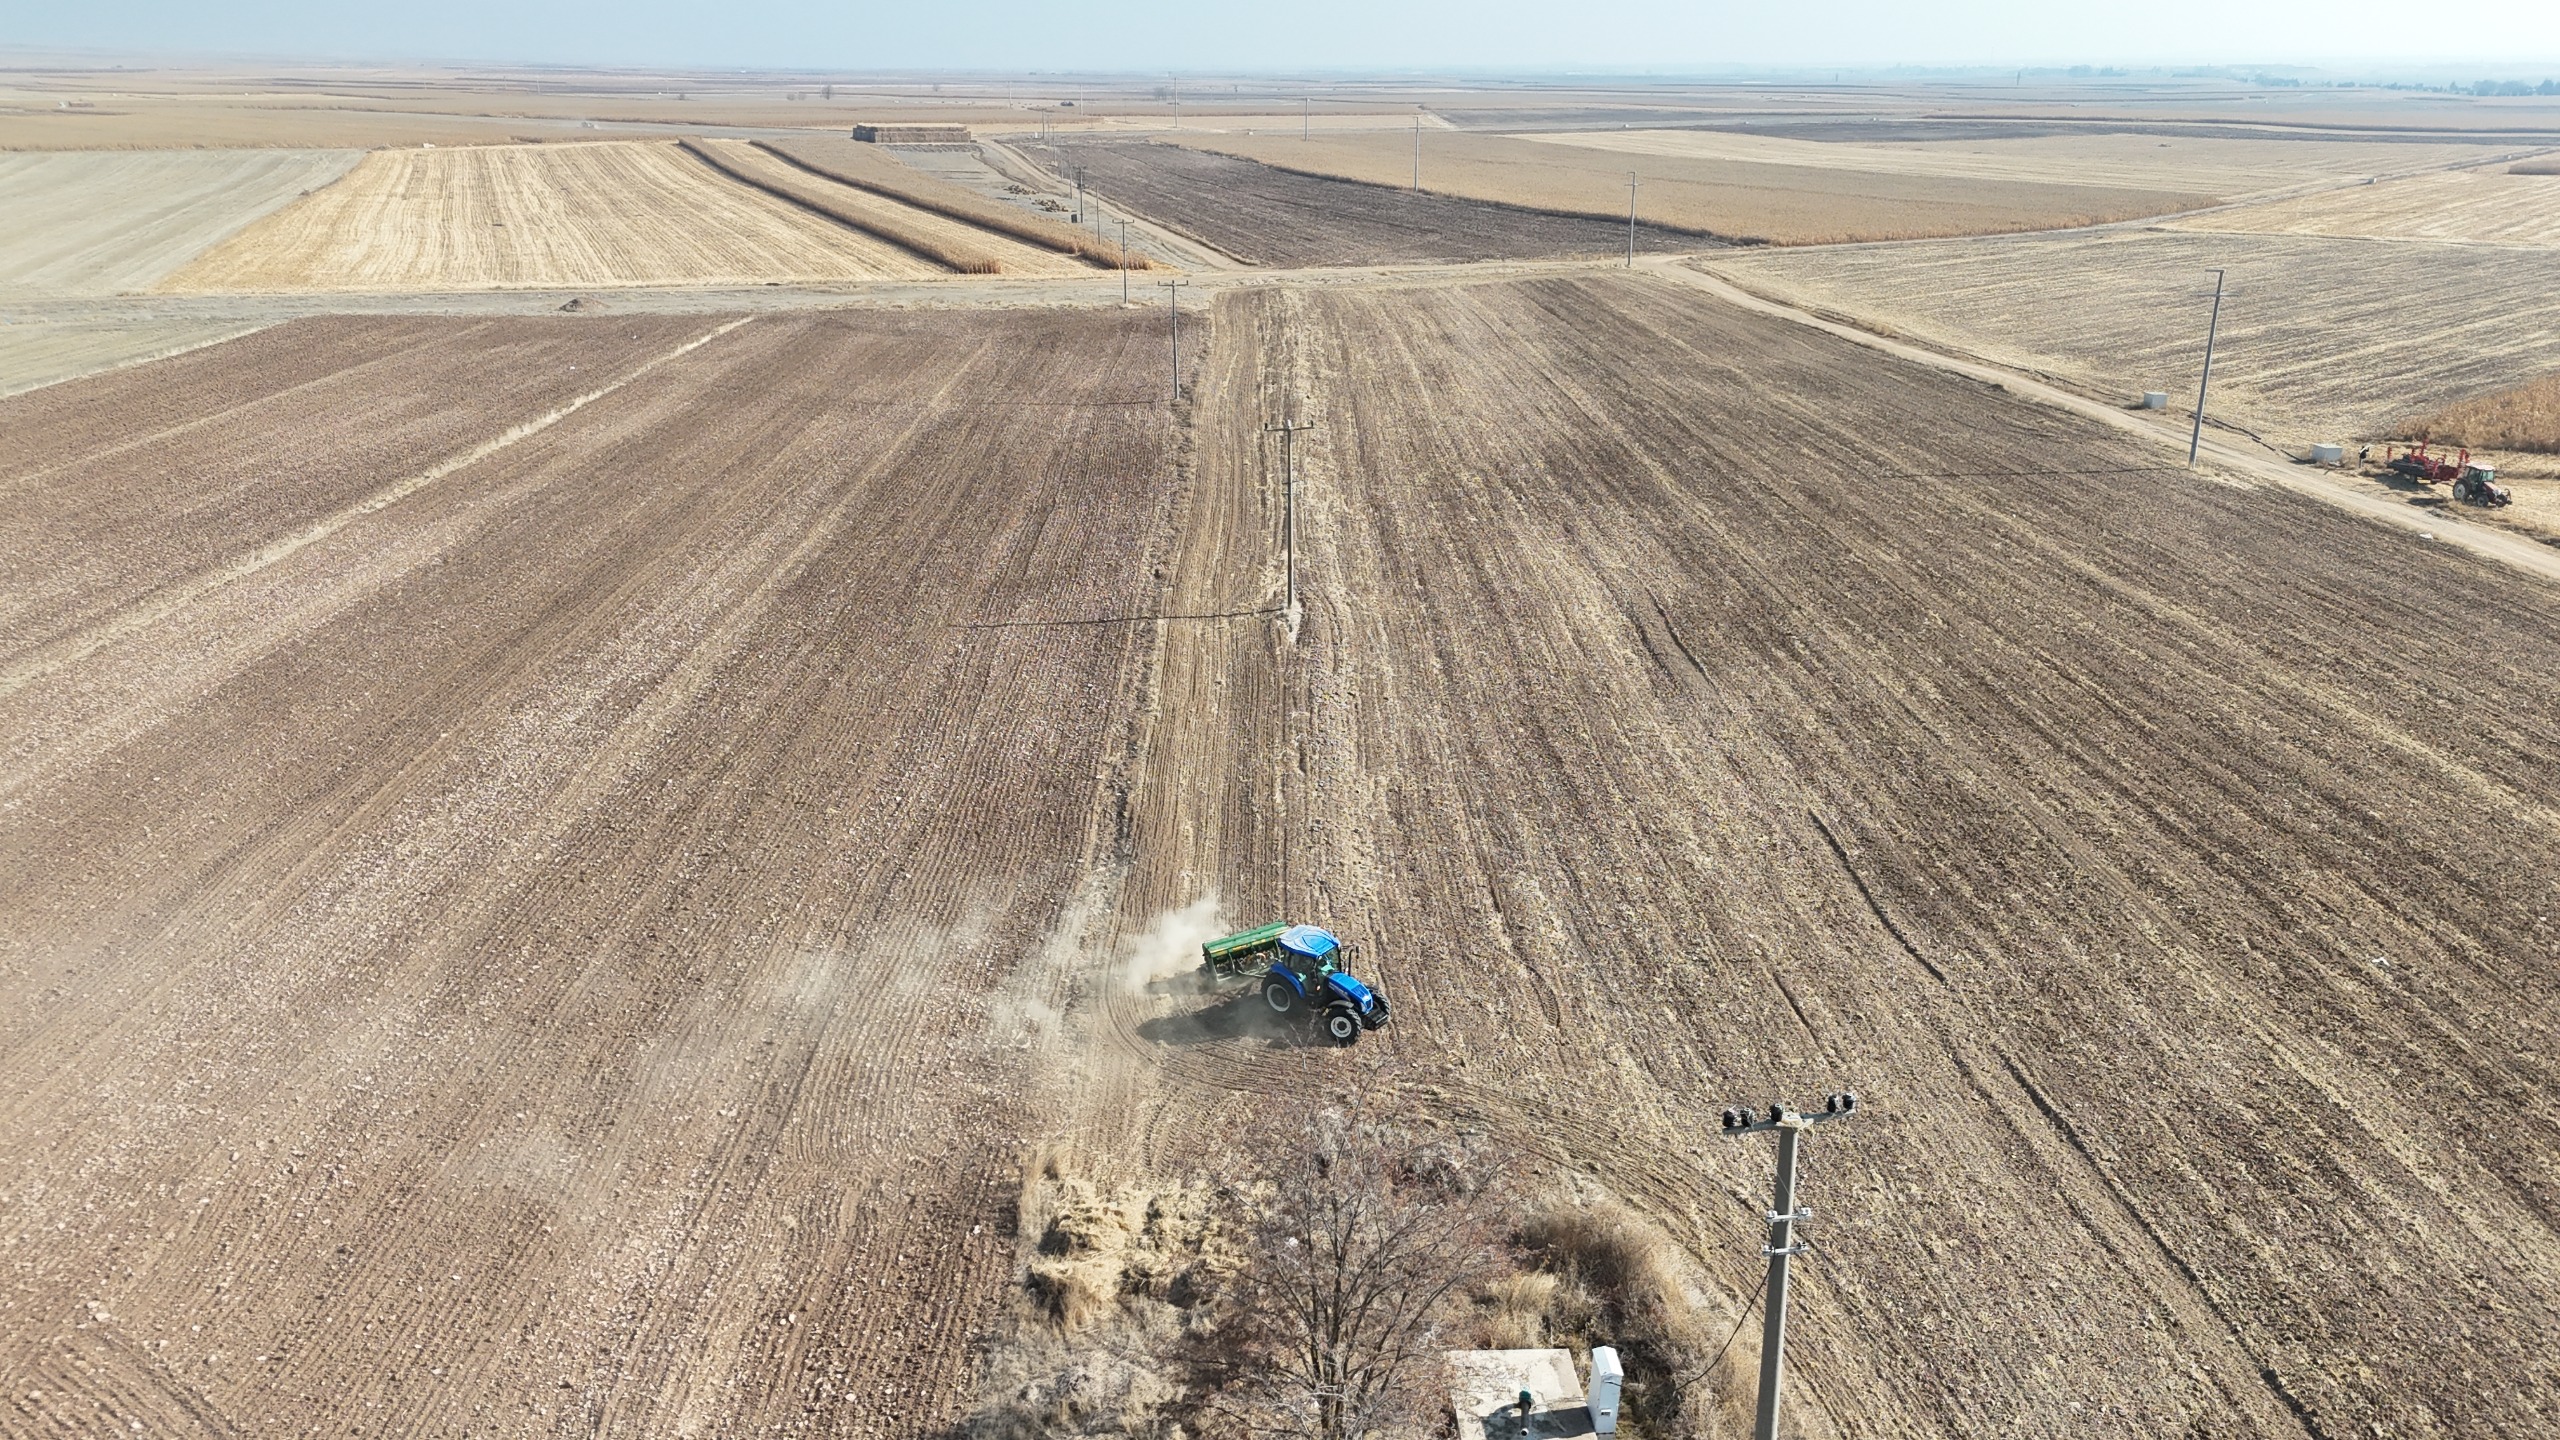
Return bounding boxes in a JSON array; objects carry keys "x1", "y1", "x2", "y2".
[{"x1": 160, "y1": 140, "x2": 948, "y2": 292}]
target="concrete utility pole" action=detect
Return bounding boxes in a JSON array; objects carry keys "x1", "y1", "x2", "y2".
[
  {"x1": 1721, "y1": 1093, "x2": 1859, "y2": 1440},
  {"x1": 2189, "y1": 268, "x2": 2226, "y2": 468},
  {"x1": 1119, "y1": 217, "x2": 1130, "y2": 303},
  {"x1": 1304, "y1": 96, "x2": 1311, "y2": 139},
  {"x1": 1264, "y1": 415, "x2": 1316, "y2": 621},
  {"x1": 1413, "y1": 114, "x2": 1422, "y2": 190},
  {"x1": 1160, "y1": 278, "x2": 1190, "y2": 402},
  {"x1": 1626, "y1": 172, "x2": 1640, "y2": 268}
]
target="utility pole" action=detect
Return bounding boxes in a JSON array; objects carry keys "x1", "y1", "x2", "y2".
[
  {"x1": 2189, "y1": 268, "x2": 2226, "y2": 468},
  {"x1": 1118, "y1": 217, "x2": 1130, "y2": 303},
  {"x1": 1721, "y1": 1092, "x2": 1859, "y2": 1440},
  {"x1": 1304, "y1": 95, "x2": 1311, "y2": 139},
  {"x1": 1160, "y1": 278, "x2": 1190, "y2": 402},
  {"x1": 1413, "y1": 114, "x2": 1422, "y2": 190},
  {"x1": 1626, "y1": 172, "x2": 1639, "y2": 268},
  {"x1": 1264, "y1": 415, "x2": 1316, "y2": 622}
]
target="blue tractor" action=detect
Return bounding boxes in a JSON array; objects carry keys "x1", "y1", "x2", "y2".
[{"x1": 1199, "y1": 922, "x2": 1391, "y2": 1045}]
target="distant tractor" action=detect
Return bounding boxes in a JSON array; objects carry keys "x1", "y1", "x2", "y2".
[
  {"x1": 1200, "y1": 922, "x2": 1392, "y2": 1045},
  {"x1": 2453, "y1": 461, "x2": 2513, "y2": 508}
]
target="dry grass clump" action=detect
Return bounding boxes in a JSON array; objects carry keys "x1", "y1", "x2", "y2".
[
  {"x1": 1166, "y1": 131, "x2": 2213, "y2": 245},
  {"x1": 1474, "y1": 1199, "x2": 1749, "y2": 1439},
  {"x1": 761, "y1": 137, "x2": 1152, "y2": 270},
  {"x1": 677, "y1": 138, "x2": 1003, "y2": 273},
  {"x1": 2397, "y1": 372, "x2": 2560, "y2": 453},
  {"x1": 966, "y1": 1154, "x2": 1243, "y2": 1439}
]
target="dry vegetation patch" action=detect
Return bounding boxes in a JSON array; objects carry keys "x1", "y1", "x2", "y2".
[
  {"x1": 157, "y1": 139, "x2": 945, "y2": 292},
  {"x1": 1168, "y1": 130, "x2": 2216, "y2": 244},
  {"x1": 2397, "y1": 370, "x2": 2560, "y2": 451}
]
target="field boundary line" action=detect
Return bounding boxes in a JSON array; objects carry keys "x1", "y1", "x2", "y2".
[
  {"x1": 1650, "y1": 258, "x2": 2560, "y2": 589},
  {"x1": 0, "y1": 316, "x2": 754, "y2": 704}
]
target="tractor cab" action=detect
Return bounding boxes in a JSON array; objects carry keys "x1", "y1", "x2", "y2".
[{"x1": 1197, "y1": 921, "x2": 1392, "y2": 1045}]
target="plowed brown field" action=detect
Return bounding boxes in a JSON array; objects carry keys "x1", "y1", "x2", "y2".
[
  {"x1": 9, "y1": 269, "x2": 2560, "y2": 1440},
  {"x1": 1079, "y1": 274, "x2": 2560, "y2": 1440},
  {"x1": 0, "y1": 308, "x2": 1183, "y2": 1437}
]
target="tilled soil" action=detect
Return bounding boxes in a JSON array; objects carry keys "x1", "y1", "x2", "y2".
[
  {"x1": 1091, "y1": 273, "x2": 2560, "y2": 1440},
  {"x1": 1019, "y1": 140, "x2": 1706, "y2": 267},
  {"x1": 10, "y1": 269, "x2": 2560, "y2": 1440},
  {"x1": 0, "y1": 308, "x2": 1183, "y2": 1437}
]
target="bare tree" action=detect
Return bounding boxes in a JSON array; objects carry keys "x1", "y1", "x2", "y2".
[{"x1": 1208, "y1": 1111, "x2": 1502, "y2": 1440}]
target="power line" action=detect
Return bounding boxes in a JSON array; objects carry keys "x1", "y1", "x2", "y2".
[{"x1": 1719, "y1": 1092, "x2": 1859, "y2": 1440}]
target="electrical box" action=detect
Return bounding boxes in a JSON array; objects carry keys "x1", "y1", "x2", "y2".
[{"x1": 1588, "y1": 1346, "x2": 1624, "y2": 1435}]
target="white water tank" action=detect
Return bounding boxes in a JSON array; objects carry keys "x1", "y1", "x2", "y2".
[
  {"x1": 2140, "y1": 392, "x2": 2169, "y2": 410},
  {"x1": 1588, "y1": 1347, "x2": 1624, "y2": 1435},
  {"x1": 2311, "y1": 443, "x2": 2345, "y2": 465}
]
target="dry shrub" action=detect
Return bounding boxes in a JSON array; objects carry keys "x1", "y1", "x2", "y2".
[
  {"x1": 677, "y1": 138, "x2": 1004, "y2": 274},
  {"x1": 2397, "y1": 371, "x2": 2560, "y2": 453},
  {"x1": 965, "y1": 1155, "x2": 1242, "y2": 1439},
  {"x1": 1501, "y1": 1200, "x2": 1750, "y2": 1440},
  {"x1": 760, "y1": 137, "x2": 1150, "y2": 270}
]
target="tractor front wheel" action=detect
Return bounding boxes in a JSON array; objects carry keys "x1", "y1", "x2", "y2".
[
  {"x1": 1322, "y1": 1005, "x2": 1362, "y2": 1046},
  {"x1": 1263, "y1": 979, "x2": 1297, "y2": 1015}
]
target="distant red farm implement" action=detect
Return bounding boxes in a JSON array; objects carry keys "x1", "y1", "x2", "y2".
[{"x1": 2382, "y1": 442, "x2": 2511, "y2": 506}]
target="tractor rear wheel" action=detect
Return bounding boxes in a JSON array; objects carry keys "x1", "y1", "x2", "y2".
[
  {"x1": 1263, "y1": 979, "x2": 1297, "y2": 1015},
  {"x1": 1322, "y1": 1005, "x2": 1362, "y2": 1046}
]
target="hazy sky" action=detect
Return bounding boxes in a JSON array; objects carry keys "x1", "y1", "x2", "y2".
[{"x1": 7, "y1": 0, "x2": 2558, "y2": 73}]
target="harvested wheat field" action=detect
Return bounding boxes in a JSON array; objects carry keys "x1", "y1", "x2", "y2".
[
  {"x1": 1058, "y1": 272, "x2": 2560, "y2": 1440},
  {"x1": 1021, "y1": 140, "x2": 1703, "y2": 265},
  {"x1": 0, "y1": 307, "x2": 1187, "y2": 1437},
  {"x1": 1168, "y1": 130, "x2": 2218, "y2": 243},
  {"x1": 0, "y1": 149, "x2": 359, "y2": 296},
  {"x1": 1709, "y1": 229, "x2": 2560, "y2": 448},
  {"x1": 159, "y1": 140, "x2": 945, "y2": 292},
  {"x1": 2169, "y1": 165, "x2": 2560, "y2": 246}
]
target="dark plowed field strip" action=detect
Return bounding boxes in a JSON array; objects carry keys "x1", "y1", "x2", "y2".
[
  {"x1": 1102, "y1": 274, "x2": 2560, "y2": 1438},
  {"x1": 1020, "y1": 141, "x2": 1707, "y2": 267},
  {"x1": 0, "y1": 310, "x2": 1181, "y2": 1438}
]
